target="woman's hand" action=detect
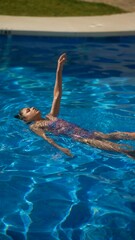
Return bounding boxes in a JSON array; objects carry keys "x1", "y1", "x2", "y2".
[
  {"x1": 61, "y1": 147, "x2": 73, "y2": 157},
  {"x1": 57, "y1": 53, "x2": 67, "y2": 69}
]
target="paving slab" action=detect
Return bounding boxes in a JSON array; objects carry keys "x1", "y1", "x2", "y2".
[{"x1": 0, "y1": 13, "x2": 135, "y2": 36}]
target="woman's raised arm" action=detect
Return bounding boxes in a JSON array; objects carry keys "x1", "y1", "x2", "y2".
[{"x1": 49, "y1": 53, "x2": 67, "y2": 117}]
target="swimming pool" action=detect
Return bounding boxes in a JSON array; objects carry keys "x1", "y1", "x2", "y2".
[{"x1": 0, "y1": 34, "x2": 135, "y2": 240}]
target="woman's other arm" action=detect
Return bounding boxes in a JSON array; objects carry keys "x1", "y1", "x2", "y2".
[
  {"x1": 49, "y1": 53, "x2": 66, "y2": 117},
  {"x1": 30, "y1": 124, "x2": 72, "y2": 157}
]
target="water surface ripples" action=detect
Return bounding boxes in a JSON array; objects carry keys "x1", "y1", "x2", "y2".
[{"x1": 0, "y1": 35, "x2": 135, "y2": 240}]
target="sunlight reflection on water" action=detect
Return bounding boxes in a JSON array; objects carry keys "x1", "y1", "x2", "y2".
[{"x1": 0, "y1": 35, "x2": 135, "y2": 240}]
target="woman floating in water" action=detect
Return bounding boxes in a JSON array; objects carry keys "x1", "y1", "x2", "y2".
[{"x1": 15, "y1": 53, "x2": 135, "y2": 159}]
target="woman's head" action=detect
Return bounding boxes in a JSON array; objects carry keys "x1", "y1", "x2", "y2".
[{"x1": 15, "y1": 107, "x2": 41, "y2": 123}]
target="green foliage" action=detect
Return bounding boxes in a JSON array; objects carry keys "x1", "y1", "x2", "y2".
[{"x1": 0, "y1": 0, "x2": 126, "y2": 16}]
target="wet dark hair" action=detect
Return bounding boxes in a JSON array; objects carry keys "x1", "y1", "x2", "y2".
[
  {"x1": 14, "y1": 111, "x2": 24, "y2": 120},
  {"x1": 14, "y1": 111, "x2": 31, "y2": 124}
]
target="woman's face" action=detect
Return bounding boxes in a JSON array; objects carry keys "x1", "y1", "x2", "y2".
[{"x1": 20, "y1": 107, "x2": 41, "y2": 122}]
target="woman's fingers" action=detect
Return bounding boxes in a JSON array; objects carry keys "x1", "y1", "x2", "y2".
[{"x1": 58, "y1": 53, "x2": 67, "y2": 63}]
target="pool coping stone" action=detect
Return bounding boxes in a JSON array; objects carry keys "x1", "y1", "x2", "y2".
[{"x1": 0, "y1": 13, "x2": 135, "y2": 37}]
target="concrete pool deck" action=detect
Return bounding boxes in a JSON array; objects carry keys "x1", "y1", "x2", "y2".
[{"x1": 0, "y1": 13, "x2": 135, "y2": 36}]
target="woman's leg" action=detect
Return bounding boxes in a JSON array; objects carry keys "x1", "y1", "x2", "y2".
[
  {"x1": 77, "y1": 137, "x2": 135, "y2": 160},
  {"x1": 79, "y1": 138, "x2": 126, "y2": 152},
  {"x1": 94, "y1": 131, "x2": 135, "y2": 140}
]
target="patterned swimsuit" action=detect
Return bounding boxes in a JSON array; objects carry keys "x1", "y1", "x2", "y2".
[{"x1": 45, "y1": 118, "x2": 94, "y2": 140}]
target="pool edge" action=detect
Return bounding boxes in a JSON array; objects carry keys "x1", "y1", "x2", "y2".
[{"x1": 0, "y1": 13, "x2": 135, "y2": 37}]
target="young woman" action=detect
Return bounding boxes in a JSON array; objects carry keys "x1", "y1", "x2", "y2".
[{"x1": 15, "y1": 53, "x2": 135, "y2": 159}]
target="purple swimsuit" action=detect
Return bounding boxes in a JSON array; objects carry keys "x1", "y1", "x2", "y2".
[{"x1": 46, "y1": 118, "x2": 94, "y2": 139}]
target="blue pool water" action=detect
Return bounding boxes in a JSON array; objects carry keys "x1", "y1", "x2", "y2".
[{"x1": 0, "y1": 34, "x2": 135, "y2": 240}]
